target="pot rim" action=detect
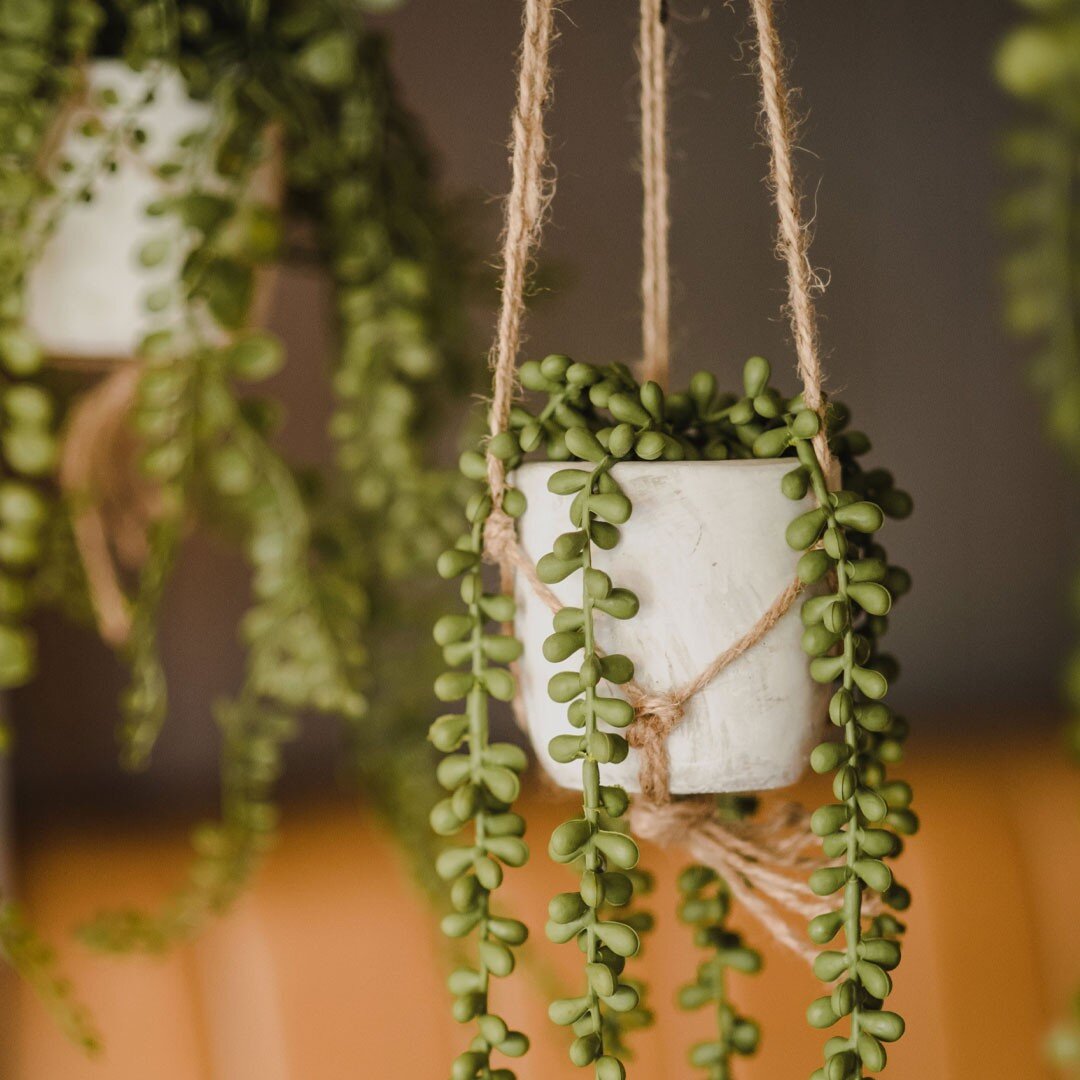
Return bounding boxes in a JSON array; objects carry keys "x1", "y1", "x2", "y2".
[{"x1": 514, "y1": 457, "x2": 795, "y2": 474}]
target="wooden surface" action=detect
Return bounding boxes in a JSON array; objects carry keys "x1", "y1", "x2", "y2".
[{"x1": 8, "y1": 736, "x2": 1079, "y2": 1079}]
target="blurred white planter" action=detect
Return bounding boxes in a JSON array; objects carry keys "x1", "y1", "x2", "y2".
[
  {"x1": 514, "y1": 459, "x2": 826, "y2": 795},
  {"x1": 26, "y1": 61, "x2": 278, "y2": 362}
]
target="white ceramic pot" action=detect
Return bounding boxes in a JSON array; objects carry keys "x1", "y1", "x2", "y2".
[
  {"x1": 514, "y1": 459, "x2": 826, "y2": 795},
  {"x1": 26, "y1": 61, "x2": 278, "y2": 362}
]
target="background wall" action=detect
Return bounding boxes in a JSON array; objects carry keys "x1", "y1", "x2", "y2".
[{"x1": 12, "y1": 0, "x2": 1077, "y2": 810}]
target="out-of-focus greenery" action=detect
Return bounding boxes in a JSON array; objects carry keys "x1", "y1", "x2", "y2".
[
  {"x1": 996, "y1": 0, "x2": 1080, "y2": 747},
  {"x1": 0, "y1": 0, "x2": 471, "y2": 1046},
  {"x1": 996, "y1": 3, "x2": 1080, "y2": 1071}
]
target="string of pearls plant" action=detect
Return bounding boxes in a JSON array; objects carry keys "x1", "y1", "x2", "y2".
[
  {"x1": 434, "y1": 354, "x2": 913, "y2": 1078},
  {"x1": 0, "y1": 0, "x2": 470, "y2": 1040},
  {"x1": 677, "y1": 797, "x2": 762, "y2": 1080}
]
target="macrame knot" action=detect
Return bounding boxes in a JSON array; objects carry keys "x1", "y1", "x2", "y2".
[{"x1": 626, "y1": 690, "x2": 687, "y2": 805}]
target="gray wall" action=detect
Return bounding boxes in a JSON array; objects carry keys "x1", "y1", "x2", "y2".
[
  {"x1": 13, "y1": 0, "x2": 1077, "y2": 808},
  {"x1": 371, "y1": 0, "x2": 1077, "y2": 715}
]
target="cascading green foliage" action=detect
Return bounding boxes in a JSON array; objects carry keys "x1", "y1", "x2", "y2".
[
  {"x1": 0, "y1": 0, "x2": 469, "y2": 1027},
  {"x1": 997, "y1": 0, "x2": 1080, "y2": 757},
  {"x1": 677, "y1": 797, "x2": 762, "y2": 1080},
  {"x1": 431, "y1": 450, "x2": 532, "y2": 1080},
  {"x1": 996, "y1": 5, "x2": 1080, "y2": 1060},
  {"x1": 0, "y1": 0, "x2": 107, "y2": 1051},
  {"x1": 433, "y1": 353, "x2": 913, "y2": 1078},
  {"x1": 996, "y1": 0, "x2": 1080, "y2": 468},
  {"x1": 0, "y1": 0, "x2": 101, "y2": 719}
]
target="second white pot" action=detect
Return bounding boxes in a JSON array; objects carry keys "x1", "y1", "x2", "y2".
[
  {"x1": 25, "y1": 62, "x2": 214, "y2": 361},
  {"x1": 513, "y1": 458, "x2": 826, "y2": 795},
  {"x1": 26, "y1": 61, "x2": 280, "y2": 362}
]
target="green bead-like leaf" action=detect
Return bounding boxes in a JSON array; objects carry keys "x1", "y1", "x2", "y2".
[
  {"x1": 808, "y1": 911, "x2": 845, "y2": 944},
  {"x1": 847, "y1": 582, "x2": 892, "y2": 616},
  {"x1": 537, "y1": 553, "x2": 580, "y2": 584},
  {"x1": 548, "y1": 670, "x2": 584, "y2": 703},
  {"x1": 743, "y1": 356, "x2": 771, "y2": 398},
  {"x1": 593, "y1": 696, "x2": 635, "y2": 728},
  {"x1": 549, "y1": 734, "x2": 584, "y2": 763},
  {"x1": 798, "y1": 548, "x2": 832, "y2": 584},
  {"x1": 786, "y1": 507, "x2": 827, "y2": 550},
  {"x1": 807, "y1": 996, "x2": 840, "y2": 1029},
  {"x1": 859, "y1": 1011, "x2": 905, "y2": 1043},
  {"x1": 753, "y1": 426, "x2": 790, "y2": 458},
  {"x1": 593, "y1": 830, "x2": 639, "y2": 869},
  {"x1": 544, "y1": 631, "x2": 585, "y2": 662},
  {"x1": 834, "y1": 501, "x2": 884, "y2": 533},
  {"x1": 599, "y1": 653, "x2": 634, "y2": 684},
  {"x1": 588, "y1": 492, "x2": 632, "y2": 525},
  {"x1": 550, "y1": 818, "x2": 592, "y2": 858},
  {"x1": 810, "y1": 867, "x2": 849, "y2": 897},
  {"x1": 549, "y1": 468, "x2": 591, "y2": 495},
  {"x1": 594, "y1": 921, "x2": 640, "y2": 957},
  {"x1": 852, "y1": 665, "x2": 888, "y2": 699}
]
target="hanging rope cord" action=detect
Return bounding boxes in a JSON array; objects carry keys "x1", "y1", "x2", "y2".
[
  {"x1": 482, "y1": 0, "x2": 843, "y2": 960},
  {"x1": 639, "y1": 0, "x2": 671, "y2": 389}
]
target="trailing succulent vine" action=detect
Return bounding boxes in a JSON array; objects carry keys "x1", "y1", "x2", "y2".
[
  {"x1": 432, "y1": 454, "x2": 531, "y2": 1080},
  {"x1": 0, "y1": 0, "x2": 470, "y2": 1036},
  {"x1": 677, "y1": 797, "x2": 762, "y2": 1080},
  {"x1": 434, "y1": 353, "x2": 913, "y2": 1077}
]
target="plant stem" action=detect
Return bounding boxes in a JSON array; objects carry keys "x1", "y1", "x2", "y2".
[{"x1": 582, "y1": 462, "x2": 603, "y2": 1045}]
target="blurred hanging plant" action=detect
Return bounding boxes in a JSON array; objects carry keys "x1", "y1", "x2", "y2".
[
  {"x1": 996, "y1": 0, "x2": 1080, "y2": 747},
  {"x1": 996, "y1": 3, "x2": 1080, "y2": 1071},
  {"x1": 0, "y1": 0, "x2": 471, "y2": 1041}
]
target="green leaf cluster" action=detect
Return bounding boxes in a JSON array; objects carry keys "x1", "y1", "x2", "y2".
[{"x1": 432, "y1": 460, "x2": 531, "y2": 1080}]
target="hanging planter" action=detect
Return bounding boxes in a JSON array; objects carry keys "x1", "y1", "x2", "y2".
[
  {"x1": 514, "y1": 457, "x2": 824, "y2": 794},
  {"x1": 429, "y1": 2, "x2": 916, "y2": 1079},
  {"x1": 25, "y1": 60, "x2": 281, "y2": 362}
]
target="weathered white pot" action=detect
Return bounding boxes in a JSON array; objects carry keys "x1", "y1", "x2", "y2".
[
  {"x1": 514, "y1": 459, "x2": 826, "y2": 795},
  {"x1": 26, "y1": 61, "x2": 278, "y2": 361}
]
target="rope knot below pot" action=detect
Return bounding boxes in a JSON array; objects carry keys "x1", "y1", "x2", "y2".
[{"x1": 625, "y1": 690, "x2": 686, "y2": 805}]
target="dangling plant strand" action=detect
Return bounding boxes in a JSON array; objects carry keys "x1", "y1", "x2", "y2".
[
  {"x1": 308, "y1": 33, "x2": 473, "y2": 580},
  {"x1": 0, "y1": 0, "x2": 99, "y2": 716},
  {"x1": 80, "y1": 334, "x2": 368, "y2": 952},
  {"x1": 677, "y1": 797, "x2": 763, "y2": 1079},
  {"x1": 599, "y1": 866, "x2": 655, "y2": 1063},
  {"x1": 536, "y1": 363, "x2": 687, "y2": 1080},
  {"x1": 431, "y1": 455, "x2": 531, "y2": 1080},
  {"x1": 0, "y1": 0, "x2": 112, "y2": 1050},
  {"x1": 763, "y1": 393, "x2": 914, "y2": 1080},
  {"x1": 678, "y1": 864, "x2": 762, "y2": 1078},
  {"x1": 0, "y1": 903, "x2": 101, "y2": 1054}
]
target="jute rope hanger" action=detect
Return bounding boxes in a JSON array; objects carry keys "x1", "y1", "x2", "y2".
[{"x1": 482, "y1": 0, "x2": 843, "y2": 961}]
